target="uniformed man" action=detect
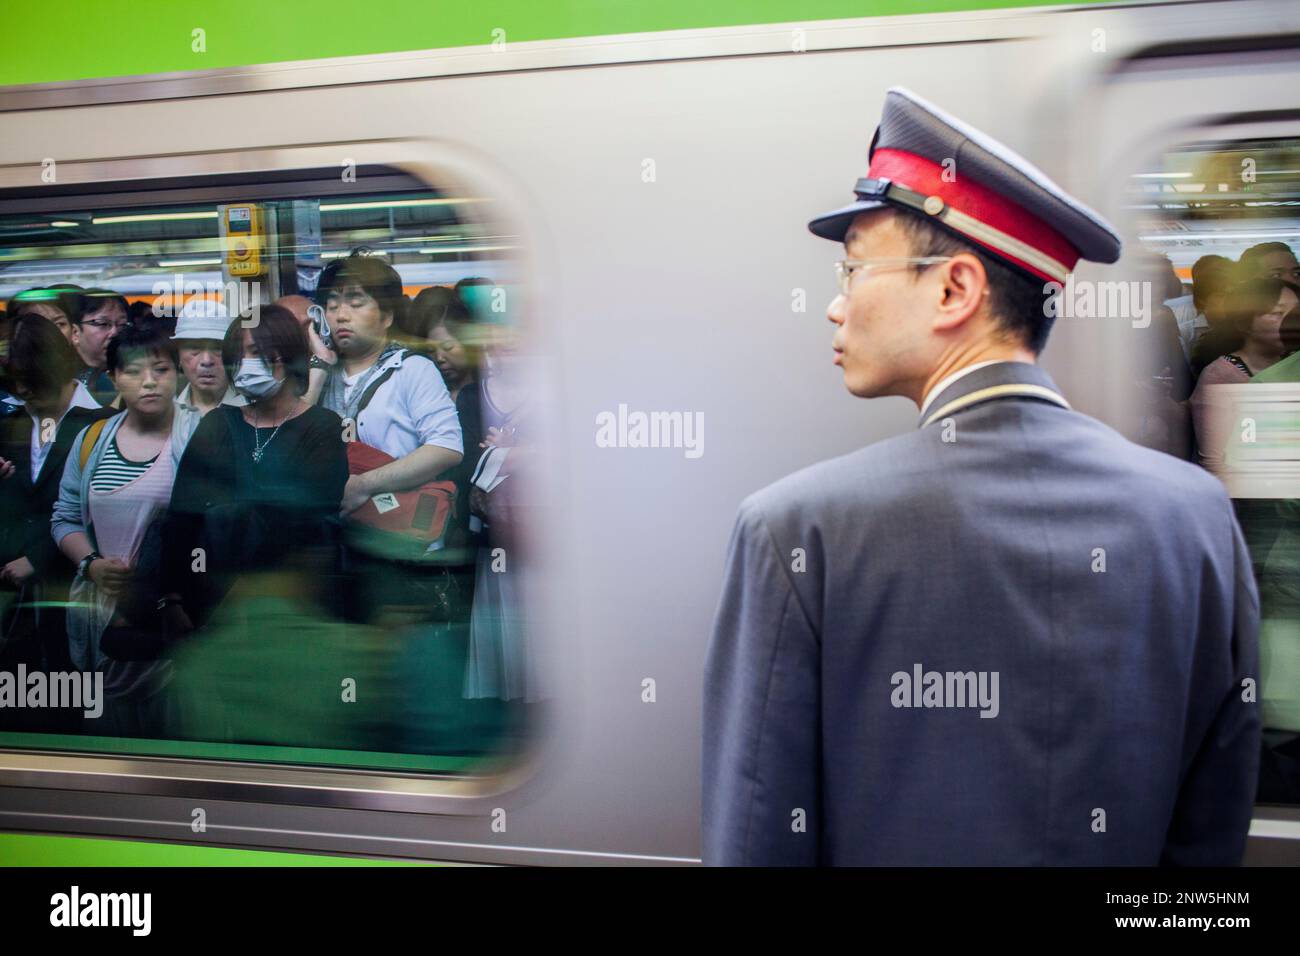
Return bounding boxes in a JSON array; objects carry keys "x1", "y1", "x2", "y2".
[{"x1": 702, "y1": 87, "x2": 1261, "y2": 866}]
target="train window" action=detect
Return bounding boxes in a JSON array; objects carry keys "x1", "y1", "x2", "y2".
[
  {"x1": 0, "y1": 164, "x2": 537, "y2": 778},
  {"x1": 1126, "y1": 135, "x2": 1300, "y2": 806}
]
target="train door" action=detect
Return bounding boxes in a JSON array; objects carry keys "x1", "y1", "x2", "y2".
[{"x1": 1077, "y1": 28, "x2": 1300, "y2": 863}]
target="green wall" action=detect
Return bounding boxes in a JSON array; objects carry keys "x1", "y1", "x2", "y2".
[
  {"x1": 1, "y1": 0, "x2": 1122, "y2": 87},
  {"x1": 0, "y1": 833, "x2": 429, "y2": 866}
]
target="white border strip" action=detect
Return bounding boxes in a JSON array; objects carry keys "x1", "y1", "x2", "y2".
[
  {"x1": 0, "y1": 811, "x2": 703, "y2": 864},
  {"x1": 0, "y1": 1, "x2": 1199, "y2": 112}
]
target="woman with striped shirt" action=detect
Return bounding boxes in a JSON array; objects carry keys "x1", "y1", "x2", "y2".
[{"x1": 52, "y1": 322, "x2": 201, "y2": 737}]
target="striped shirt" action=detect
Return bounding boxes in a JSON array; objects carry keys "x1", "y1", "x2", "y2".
[{"x1": 89, "y1": 435, "x2": 158, "y2": 493}]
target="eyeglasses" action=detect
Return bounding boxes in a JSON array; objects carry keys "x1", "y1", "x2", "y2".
[
  {"x1": 834, "y1": 257, "x2": 954, "y2": 296},
  {"x1": 81, "y1": 319, "x2": 127, "y2": 332}
]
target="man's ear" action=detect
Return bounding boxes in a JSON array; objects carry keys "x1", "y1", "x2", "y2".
[{"x1": 932, "y1": 253, "x2": 989, "y2": 333}]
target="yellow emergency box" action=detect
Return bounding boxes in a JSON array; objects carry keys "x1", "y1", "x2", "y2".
[{"x1": 222, "y1": 203, "x2": 266, "y2": 277}]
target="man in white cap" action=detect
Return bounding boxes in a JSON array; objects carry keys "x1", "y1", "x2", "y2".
[
  {"x1": 703, "y1": 87, "x2": 1261, "y2": 866},
  {"x1": 171, "y1": 298, "x2": 244, "y2": 416}
]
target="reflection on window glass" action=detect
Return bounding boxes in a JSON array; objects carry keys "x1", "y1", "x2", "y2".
[
  {"x1": 0, "y1": 170, "x2": 538, "y2": 773},
  {"x1": 1127, "y1": 138, "x2": 1300, "y2": 805}
]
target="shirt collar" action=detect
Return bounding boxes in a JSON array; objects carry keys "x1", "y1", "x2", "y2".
[
  {"x1": 919, "y1": 360, "x2": 1006, "y2": 416},
  {"x1": 24, "y1": 380, "x2": 100, "y2": 425},
  {"x1": 176, "y1": 383, "x2": 246, "y2": 410},
  {"x1": 69, "y1": 380, "x2": 100, "y2": 410}
]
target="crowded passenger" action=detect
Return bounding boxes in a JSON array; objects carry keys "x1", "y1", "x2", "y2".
[
  {"x1": 1240, "y1": 240, "x2": 1300, "y2": 284},
  {"x1": 460, "y1": 287, "x2": 540, "y2": 703},
  {"x1": 71, "y1": 289, "x2": 129, "y2": 405},
  {"x1": 1249, "y1": 306, "x2": 1300, "y2": 384},
  {"x1": 51, "y1": 322, "x2": 200, "y2": 737},
  {"x1": 1189, "y1": 277, "x2": 1300, "y2": 472},
  {"x1": 159, "y1": 305, "x2": 348, "y2": 632},
  {"x1": 310, "y1": 254, "x2": 463, "y2": 620},
  {"x1": 272, "y1": 293, "x2": 315, "y2": 328},
  {"x1": 171, "y1": 298, "x2": 245, "y2": 416},
  {"x1": 0, "y1": 309, "x2": 17, "y2": 416},
  {"x1": 0, "y1": 316, "x2": 114, "y2": 730},
  {"x1": 127, "y1": 300, "x2": 155, "y2": 325},
  {"x1": 8, "y1": 285, "x2": 85, "y2": 344},
  {"x1": 401, "y1": 285, "x2": 486, "y2": 559},
  {"x1": 1165, "y1": 254, "x2": 1233, "y2": 363},
  {"x1": 316, "y1": 256, "x2": 463, "y2": 513},
  {"x1": 2, "y1": 264, "x2": 521, "y2": 753},
  {"x1": 275, "y1": 293, "x2": 339, "y2": 399}
]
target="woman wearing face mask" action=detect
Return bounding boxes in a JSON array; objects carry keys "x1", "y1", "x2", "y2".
[{"x1": 159, "y1": 306, "x2": 348, "y2": 632}]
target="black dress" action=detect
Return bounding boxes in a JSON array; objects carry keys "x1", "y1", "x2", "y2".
[
  {"x1": 0, "y1": 402, "x2": 114, "y2": 726},
  {"x1": 162, "y1": 403, "x2": 348, "y2": 621},
  {"x1": 441, "y1": 379, "x2": 485, "y2": 556}
]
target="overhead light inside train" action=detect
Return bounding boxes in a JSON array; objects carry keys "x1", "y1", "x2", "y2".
[
  {"x1": 318, "y1": 198, "x2": 486, "y2": 212},
  {"x1": 1140, "y1": 230, "x2": 1300, "y2": 242},
  {"x1": 417, "y1": 244, "x2": 515, "y2": 254},
  {"x1": 91, "y1": 211, "x2": 220, "y2": 225}
]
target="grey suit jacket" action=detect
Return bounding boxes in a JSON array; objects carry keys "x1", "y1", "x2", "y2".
[{"x1": 703, "y1": 361, "x2": 1260, "y2": 865}]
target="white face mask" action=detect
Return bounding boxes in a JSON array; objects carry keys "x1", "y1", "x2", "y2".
[{"x1": 233, "y1": 357, "x2": 283, "y2": 399}]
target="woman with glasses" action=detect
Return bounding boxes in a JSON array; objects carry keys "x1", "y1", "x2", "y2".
[{"x1": 72, "y1": 289, "x2": 131, "y2": 406}]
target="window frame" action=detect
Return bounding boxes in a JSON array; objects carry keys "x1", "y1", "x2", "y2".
[{"x1": 0, "y1": 139, "x2": 542, "y2": 814}]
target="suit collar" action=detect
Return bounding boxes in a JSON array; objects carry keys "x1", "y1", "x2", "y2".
[
  {"x1": 31, "y1": 405, "x2": 109, "y2": 490},
  {"x1": 917, "y1": 360, "x2": 1067, "y2": 429},
  {"x1": 919, "y1": 360, "x2": 1005, "y2": 416}
]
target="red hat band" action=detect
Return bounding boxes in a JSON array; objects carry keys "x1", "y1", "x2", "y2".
[{"x1": 867, "y1": 148, "x2": 1080, "y2": 283}]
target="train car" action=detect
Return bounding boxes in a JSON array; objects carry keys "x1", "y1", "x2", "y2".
[{"x1": 1, "y1": 0, "x2": 1299, "y2": 866}]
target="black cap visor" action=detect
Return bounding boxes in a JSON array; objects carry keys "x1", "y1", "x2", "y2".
[{"x1": 807, "y1": 198, "x2": 889, "y2": 243}]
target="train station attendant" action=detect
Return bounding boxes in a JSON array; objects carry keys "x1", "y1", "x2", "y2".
[{"x1": 703, "y1": 87, "x2": 1261, "y2": 866}]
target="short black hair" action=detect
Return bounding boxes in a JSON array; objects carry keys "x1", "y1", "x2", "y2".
[
  {"x1": 1227, "y1": 278, "x2": 1300, "y2": 334},
  {"x1": 399, "y1": 285, "x2": 485, "y2": 370},
  {"x1": 1239, "y1": 242, "x2": 1297, "y2": 277},
  {"x1": 0, "y1": 314, "x2": 82, "y2": 401},
  {"x1": 316, "y1": 253, "x2": 409, "y2": 330},
  {"x1": 80, "y1": 288, "x2": 130, "y2": 322},
  {"x1": 106, "y1": 321, "x2": 178, "y2": 373},
  {"x1": 222, "y1": 304, "x2": 310, "y2": 396},
  {"x1": 1190, "y1": 278, "x2": 1300, "y2": 372},
  {"x1": 1190, "y1": 254, "x2": 1234, "y2": 311},
  {"x1": 9, "y1": 285, "x2": 86, "y2": 325},
  {"x1": 403, "y1": 286, "x2": 472, "y2": 342},
  {"x1": 890, "y1": 209, "x2": 1057, "y2": 353}
]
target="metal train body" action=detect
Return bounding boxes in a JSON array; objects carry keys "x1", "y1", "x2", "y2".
[{"x1": 1, "y1": 0, "x2": 1298, "y2": 865}]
